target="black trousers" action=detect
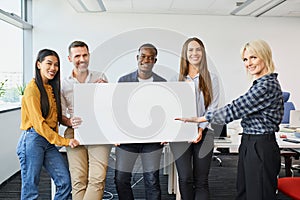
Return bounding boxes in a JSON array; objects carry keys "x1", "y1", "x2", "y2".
[
  {"x1": 170, "y1": 129, "x2": 214, "y2": 200},
  {"x1": 114, "y1": 143, "x2": 163, "y2": 200},
  {"x1": 236, "y1": 133, "x2": 281, "y2": 200}
]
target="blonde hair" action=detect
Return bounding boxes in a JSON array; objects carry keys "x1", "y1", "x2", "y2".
[
  {"x1": 240, "y1": 39, "x2": 275, "y2": 74},
  {"x1": 179, "y1": 37, "x2": 212, "y2": 108}
]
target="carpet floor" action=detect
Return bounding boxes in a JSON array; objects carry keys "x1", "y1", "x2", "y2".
[{"x1": 1, "y1": 153, "x2": 298, "y2": 199}]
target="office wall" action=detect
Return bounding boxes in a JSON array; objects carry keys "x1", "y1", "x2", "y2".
[
  {"x1": 1, "y1": 0, "x2": 299, "y2": 184},
  {"x1": 0, "y1": 109, "x2": 21, "y2": 184},
  {"x1": 32, "y1": 0, "x2": 300, "y2": 107}
]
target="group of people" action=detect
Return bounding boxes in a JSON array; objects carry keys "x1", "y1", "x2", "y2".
[{"x1": 16, "y1": 37, "x2": 283, "y2": 200}]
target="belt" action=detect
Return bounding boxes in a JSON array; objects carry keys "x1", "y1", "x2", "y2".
[
  {"x1": 242, "y1": 133, "x2": 276, "y2": 141},
  {"x1": 28, "y1": 126, "x2": 56, "y2": 132}
]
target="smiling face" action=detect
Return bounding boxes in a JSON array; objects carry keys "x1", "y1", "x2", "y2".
[
  {"x1": 37, "y1": 55, "x2": 59, "y2": 84},
  {"x1": 137, "y1": 47, "x2": 157, "y2": 78},
  {"x1": 68, "y1": 46, "x2": 90, "y2": 73},
  {"x1": 242, "y1": 48, "x2": 268, "y2": 79},
  {"x1": 187, "y1": 40, "x2": 203, "y2": 67}
]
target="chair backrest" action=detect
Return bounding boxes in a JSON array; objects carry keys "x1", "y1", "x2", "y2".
[
  {"x1": 282, "y1": 92, "x2": 296, "y2": 124},
  {"x1": 211, "y1": 123, "x2": 227, "y2": 138}
]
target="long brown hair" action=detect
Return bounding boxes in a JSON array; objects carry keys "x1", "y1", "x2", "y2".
[{"x1": 179, "y1": 37, "x2": 212, "y2": 108}]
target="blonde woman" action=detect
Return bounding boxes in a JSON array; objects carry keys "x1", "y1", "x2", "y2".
[{"x1": 176, "y1": 39, "x2": 283, "y2": 200}]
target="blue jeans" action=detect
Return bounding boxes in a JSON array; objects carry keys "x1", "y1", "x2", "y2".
[
  {"x1": 115, "y1": 143, "x2": 163, "y2": 200},
  {"x1": 16, "y1": 128, "x2": 71, "y2": 200}
]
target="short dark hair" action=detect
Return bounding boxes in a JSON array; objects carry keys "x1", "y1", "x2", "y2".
[
  {"x1": 68, "y1": 41, "x2": 89, "y2": 55},
  {"x1": 138, "y1": 43, "x2": 158, "y2": 56}
]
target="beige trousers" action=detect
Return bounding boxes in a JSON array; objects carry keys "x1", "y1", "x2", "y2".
[{"x1": 64, "y1": 128, "x2": 112, "y2": 200}]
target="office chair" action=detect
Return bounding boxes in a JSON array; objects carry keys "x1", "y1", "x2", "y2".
[
  {"x1": 282, "y1": 91, "x2": 295, "y2": 124},
  {"x1": 277, "y1": 177, "x2": 300, "y2": 200},
  {"x1": 280, "y1": 92, "x2": 300, "y2": 175},
  {"x1": 211, "y1": 123, "x2": 228, "y2": 167}
]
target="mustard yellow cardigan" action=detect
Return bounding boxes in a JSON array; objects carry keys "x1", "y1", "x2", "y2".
[{"x1": 20, "y1": 79, "x2": 70, "y2": 146}]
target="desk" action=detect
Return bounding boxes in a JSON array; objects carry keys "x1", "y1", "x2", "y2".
[
  {"x1": 280, "y1": 150, "x2": 298, "y2": 177},
  {"x1": 216, "y1": 132, "x2": 300, "y2": 177},
  {"x1": 166, "y1": 131, "x2": 300, "y2": 199},
  {"x1": 215, "y1": 132, "x2": 300, "y2": 152},
  {"x1": 276, "y1": 132, "x2": 300, "y2": 177}
]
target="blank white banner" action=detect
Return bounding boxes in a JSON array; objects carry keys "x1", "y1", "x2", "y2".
[{"x1": 74, "y1": 82, "x2": 198, "y2": 144}]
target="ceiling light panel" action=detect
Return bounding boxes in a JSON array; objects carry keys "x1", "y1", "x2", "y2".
[
  {"x1": 261, "y1": 0, "x2": 300, "y2": 17},
  {"x1": 81, "y1": 0, "x2": 106, "y2": 11},
  {"x1": 251, "y1": 0, "x2": 286, "y2": 16},
  {"x1": 231, "y1": 0, "x2": 266, "y2": 15},
  {"x1": 230, "y1": 0, "x2": 295, "y2": 16},
  {"x1": 68, "y1": 0, "x2": 106, "y2": 12},
  {"x1": 68, "y1": 0, "x2": 86, "y2": 12},
  {"x1": 102, "y1": 0, "x2": 132, "y2": 11}
]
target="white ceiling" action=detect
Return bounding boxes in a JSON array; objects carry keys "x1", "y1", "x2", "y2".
[{"x1": 69, "y1": 0, "x2": 300, "y2": 17}]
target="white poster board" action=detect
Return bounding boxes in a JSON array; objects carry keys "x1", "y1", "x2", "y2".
[{"x1": 74, "y1": 82, "x2": 198, "y2": 144}]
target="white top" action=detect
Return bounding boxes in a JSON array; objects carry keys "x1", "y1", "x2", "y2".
[
  {"x1": 186, "y1": 72, "x2": 220, "y2": 129},
  {"x1": 138, "y1": 76, "x2": 154, "y2": 82},
  {"x1": 61, "y1": 70, "x2": 107, "y2": 117}
]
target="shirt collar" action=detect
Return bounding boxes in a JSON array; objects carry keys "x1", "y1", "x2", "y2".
[
  {"x1": 186, "y1": 73, "x2": 199, "y2": 80},
  {"x1": 68, "y1": 69, "x2": 90, "y2": 83},
  {"x1": 253, "y1": 73, "x2": 277, "y2": 85}
]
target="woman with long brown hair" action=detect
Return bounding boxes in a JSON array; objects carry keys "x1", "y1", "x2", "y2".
[{"x1": 170, "y1": 37, "x2": 220, "y2": 200}]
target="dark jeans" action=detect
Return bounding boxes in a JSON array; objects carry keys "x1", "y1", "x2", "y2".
[
  {"x1": 170, "y1": 129, "x2": 214, "y2": 200},
  {"x1": 236, "y1": 133, "x2": 281, "y2": 200},
  {"x1": 114, "y1": 143, "x2": 163, "y2": 200}
]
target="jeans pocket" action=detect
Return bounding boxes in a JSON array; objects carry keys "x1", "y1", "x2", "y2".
[
  {"x1": 16, "y1": 132, "x2": 25, "y2": 156},
  {"x1": 16, "y1": 132, "x2": 26, "y2": 168}
]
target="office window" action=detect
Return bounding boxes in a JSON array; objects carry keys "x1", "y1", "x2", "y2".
[
  {"x1": 0, "y1": 20, "x2": 23, "y2": 106},
  {"x1": 0, "y1": 1, "x2": 21, "y2": 15},
  {"x1": 0, "y1": 0, "x2": 31, "y2": 111}
]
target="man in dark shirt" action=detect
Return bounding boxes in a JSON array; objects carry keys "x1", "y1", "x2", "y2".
[{"x1": 114, "y1": 43, "x2": 166, "y2": 200}]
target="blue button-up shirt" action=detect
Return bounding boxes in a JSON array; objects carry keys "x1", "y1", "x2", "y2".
[{"x1": 205, "y1": 73, "x2": 284, "y2": 135}]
